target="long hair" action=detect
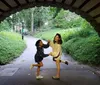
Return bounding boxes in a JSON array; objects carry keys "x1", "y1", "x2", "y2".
[
  {"x1": 53, "y1": 33, "x2": 62, "y2": 44},
  {"x1": 35, "y1": 40, "x2": 41, "y2": 47}
]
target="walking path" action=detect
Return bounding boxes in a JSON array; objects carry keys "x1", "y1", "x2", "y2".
[{"x1": 0, "y1": 36, "x2": 100, "y2": 85}]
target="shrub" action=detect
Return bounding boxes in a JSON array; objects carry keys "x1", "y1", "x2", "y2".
[
  {"x1": 0, "y1": 31, "x2": 26, "y2": 65},
  {"x1": 0, "y1": 20, "x2": 10, "y2": 31},
  {"x1": 63, "y1": 36, "x2": 100, "y2": 65}
]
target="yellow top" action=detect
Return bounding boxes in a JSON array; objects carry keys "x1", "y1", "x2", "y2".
[{"x1": 50, "y1": 41, "x2": 62, "y2": 60}]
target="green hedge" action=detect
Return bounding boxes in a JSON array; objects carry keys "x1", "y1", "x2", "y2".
[
  {"x1": 60, "y1": 28, "x2": 97, "y2": 42},
  {"x1": 0, "y1": 31, "x2": 26, "y2": 65},
  {"x1": 62, "y1": 36, "x2": 100, "y2": 65}
]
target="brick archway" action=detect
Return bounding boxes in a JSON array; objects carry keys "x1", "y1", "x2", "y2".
[{"x1": 0, "y1": 0, "x2": 100, "y2": 35}]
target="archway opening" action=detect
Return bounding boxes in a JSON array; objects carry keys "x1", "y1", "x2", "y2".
[
  {"x1": 0, "y1": 6, "x2": 100, "y2": 66},
  {"x1": 0, "y1": 4, "x2": 100, "y2": 85}
]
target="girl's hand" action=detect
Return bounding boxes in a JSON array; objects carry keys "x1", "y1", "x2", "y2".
[
  {"x1": 48, "y1": 40, "x2": 50, "y2": 43},
  {"x1": 49, "y1": 52, "x2": 52, "y2": 56}
]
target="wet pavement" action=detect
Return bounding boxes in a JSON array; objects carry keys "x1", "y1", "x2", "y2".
[{"x1": 0, "y1": 36, "x2": 100, "y2": 85}]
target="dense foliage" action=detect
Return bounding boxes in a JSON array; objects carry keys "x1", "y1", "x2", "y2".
[
  {"x1": 0, "y1": 7, "x2": 60, "y2": 32},
  {"x1": 61, "y1": 25, "x2": 100, "y2": 65},
  {"x1": 0, "y1": 20, "x2": 10, "y2": 31},
  {"x1": 0, "y1": 32, "x2": 26, "y2": 65}
]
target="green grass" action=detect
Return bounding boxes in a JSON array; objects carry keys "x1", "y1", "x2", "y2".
[
  {"x1": 0, "y1": 31, "x2": 26, "y2": 65},
  {"x1": 34, "y1": 29, "x2": 62, "y2": 40},
  {"x1": 34, "y1": 28, "x2": 100, "y2": 65}
]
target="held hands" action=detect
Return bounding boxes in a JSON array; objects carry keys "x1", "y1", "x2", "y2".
[
  {"x1": 49, "y1": 52, "x2": 52, "y2": 56},
  {"x1": 48, "y1": 40, "x2": 52, "y2": 56},
  {"x1": 48, "y1": 40, "x2": 50, "y2": 43}
]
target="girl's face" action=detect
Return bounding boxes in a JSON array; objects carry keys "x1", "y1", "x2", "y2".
[
  {"x1": 39, "y1": 41, "x2": 43, "y2": 47},
  {"x1": 54, "y1": 35, "x2": 60, "y2": 42}
]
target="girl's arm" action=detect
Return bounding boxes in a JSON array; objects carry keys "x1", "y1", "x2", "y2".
[
  {"x1": 38, "y1": 48, "x2": 49, "y2": 58},
  {"x1": 40, "y1": 51, "x2": 49, "y2": 58},
  {"x1": 48, "y1": 40, "x2": 53, "y2": 47},
  {"x1": 43, "y1": 42, "x2": 49, "y2": 48}
]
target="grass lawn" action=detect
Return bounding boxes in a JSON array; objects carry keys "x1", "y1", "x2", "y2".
[{"x1": 34, "y1": 29, "x2": 62, "y2": 40}]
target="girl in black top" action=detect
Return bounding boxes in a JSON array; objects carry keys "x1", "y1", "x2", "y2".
[{"x1": 30, "y1": 40, "x2": 50, "y2": 79}]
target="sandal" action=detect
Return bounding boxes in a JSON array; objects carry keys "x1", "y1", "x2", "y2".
[{"x1": 52, "y1": 76, "x2": 60, "y2": 80}]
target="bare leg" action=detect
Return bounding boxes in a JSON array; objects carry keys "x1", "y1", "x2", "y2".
[
  {"x1": 37, "y1": 66, "x2": 40, "y2": 76},
  {"x1": 36, "y1": 62, "x2": 43, "y2": 76},
  {"x1": 53, "y1": 58, "x2": 68, "y2": 65},
  {"x1": 60, "y1": 60, "x2": 68, "y2": 65},
  {"x1": 56, "y1": 60, "x2": 60, "y2": 78},
  {"x1": 60, "y1": 60, "x2": 65, "y2": 63},
  {"x1": 30, "y1": 62, "x2": 43, "y2": 70},
  {"x1": 32, "y1": 62, "x2": 43, "y2": 67}
]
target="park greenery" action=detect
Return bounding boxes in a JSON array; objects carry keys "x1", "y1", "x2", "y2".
[
  {"x1": 0, "y1": 31, "x2": 26, "y2": 65},
  {"x1": 0, "y1": 7, "x2": 100, "y2": 65}
]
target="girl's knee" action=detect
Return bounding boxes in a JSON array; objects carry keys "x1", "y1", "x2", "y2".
[
  {"x1": 38, "y1": 66, "x2": 40, "y2": 68},
  {"x1": 40, "y1": 63, "x2": 43, "y2": 67},
  {"x1": 39, "y1": 62, "x2": 43, "y2": 67},
  {"x1": 56, "y1": 60, "x2": 60, "y2": 63},
  {"x1": 41, "y1": 64, "x2": 43, "y2": 67}
]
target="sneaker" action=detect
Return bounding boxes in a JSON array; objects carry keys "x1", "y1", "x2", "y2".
[
  {"x1": 36, "y1": 75, "x2": 43, "y2": 80},
  {"x1": 36, "y1": 76, "x2": 40, "y2": 80},
  {"x1": 65, "y1": 61, "x2": 68, "y2": 65},
  {"x1": 39, "y1": 75, "x2": 43, "y2": 79},
  {"x1": 30, "y1": 64, "x2": 34, "y2": 70}
]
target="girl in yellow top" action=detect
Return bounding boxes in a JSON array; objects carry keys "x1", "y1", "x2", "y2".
[{"x1": 49, "y1": 33, "x2": 68, "y2": 80}]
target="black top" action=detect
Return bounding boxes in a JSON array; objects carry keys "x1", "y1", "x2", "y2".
[{"x1": 35, "y1": 43, "x2": 49, "y2": 63}]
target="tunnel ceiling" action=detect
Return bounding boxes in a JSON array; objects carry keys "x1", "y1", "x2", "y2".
[{"x1": 0, "y1": 0, "x2": 100, "y2": 35}]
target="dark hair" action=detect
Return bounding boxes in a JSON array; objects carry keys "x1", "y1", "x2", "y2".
[
  {"x1": 53, "y1": 33, "x2": 62, "y2": 44},
  {"x1": 35, "y1": 40, "x2": 41, "y2": 47}
]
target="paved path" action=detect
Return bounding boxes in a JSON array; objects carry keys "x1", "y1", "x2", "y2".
[{"x1": 0, "y1": 36, "x2": 100, "y2": 85}]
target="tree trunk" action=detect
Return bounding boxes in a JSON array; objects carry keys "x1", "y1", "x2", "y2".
[{"x1": 31, "y1": 9, "x2": 35, "y2": 32}]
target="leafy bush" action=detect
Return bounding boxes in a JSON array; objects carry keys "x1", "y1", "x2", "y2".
[
  {"x1": 0, "y1": 20, "x2": 10, "y2": 31},
  {"x1": 0, "y1": 31, "x2": 26, "y2": 65},
  {"x1": 60, "y1": 27, "x2": 97, "y2": 42},
  {"x1": 63, "y1": 36, "x2": 100, "y2": 65}
]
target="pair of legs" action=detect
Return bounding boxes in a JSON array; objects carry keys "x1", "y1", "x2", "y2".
[{"x1": 30, "y1": 62, "x2": 43, "y2": 76}]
